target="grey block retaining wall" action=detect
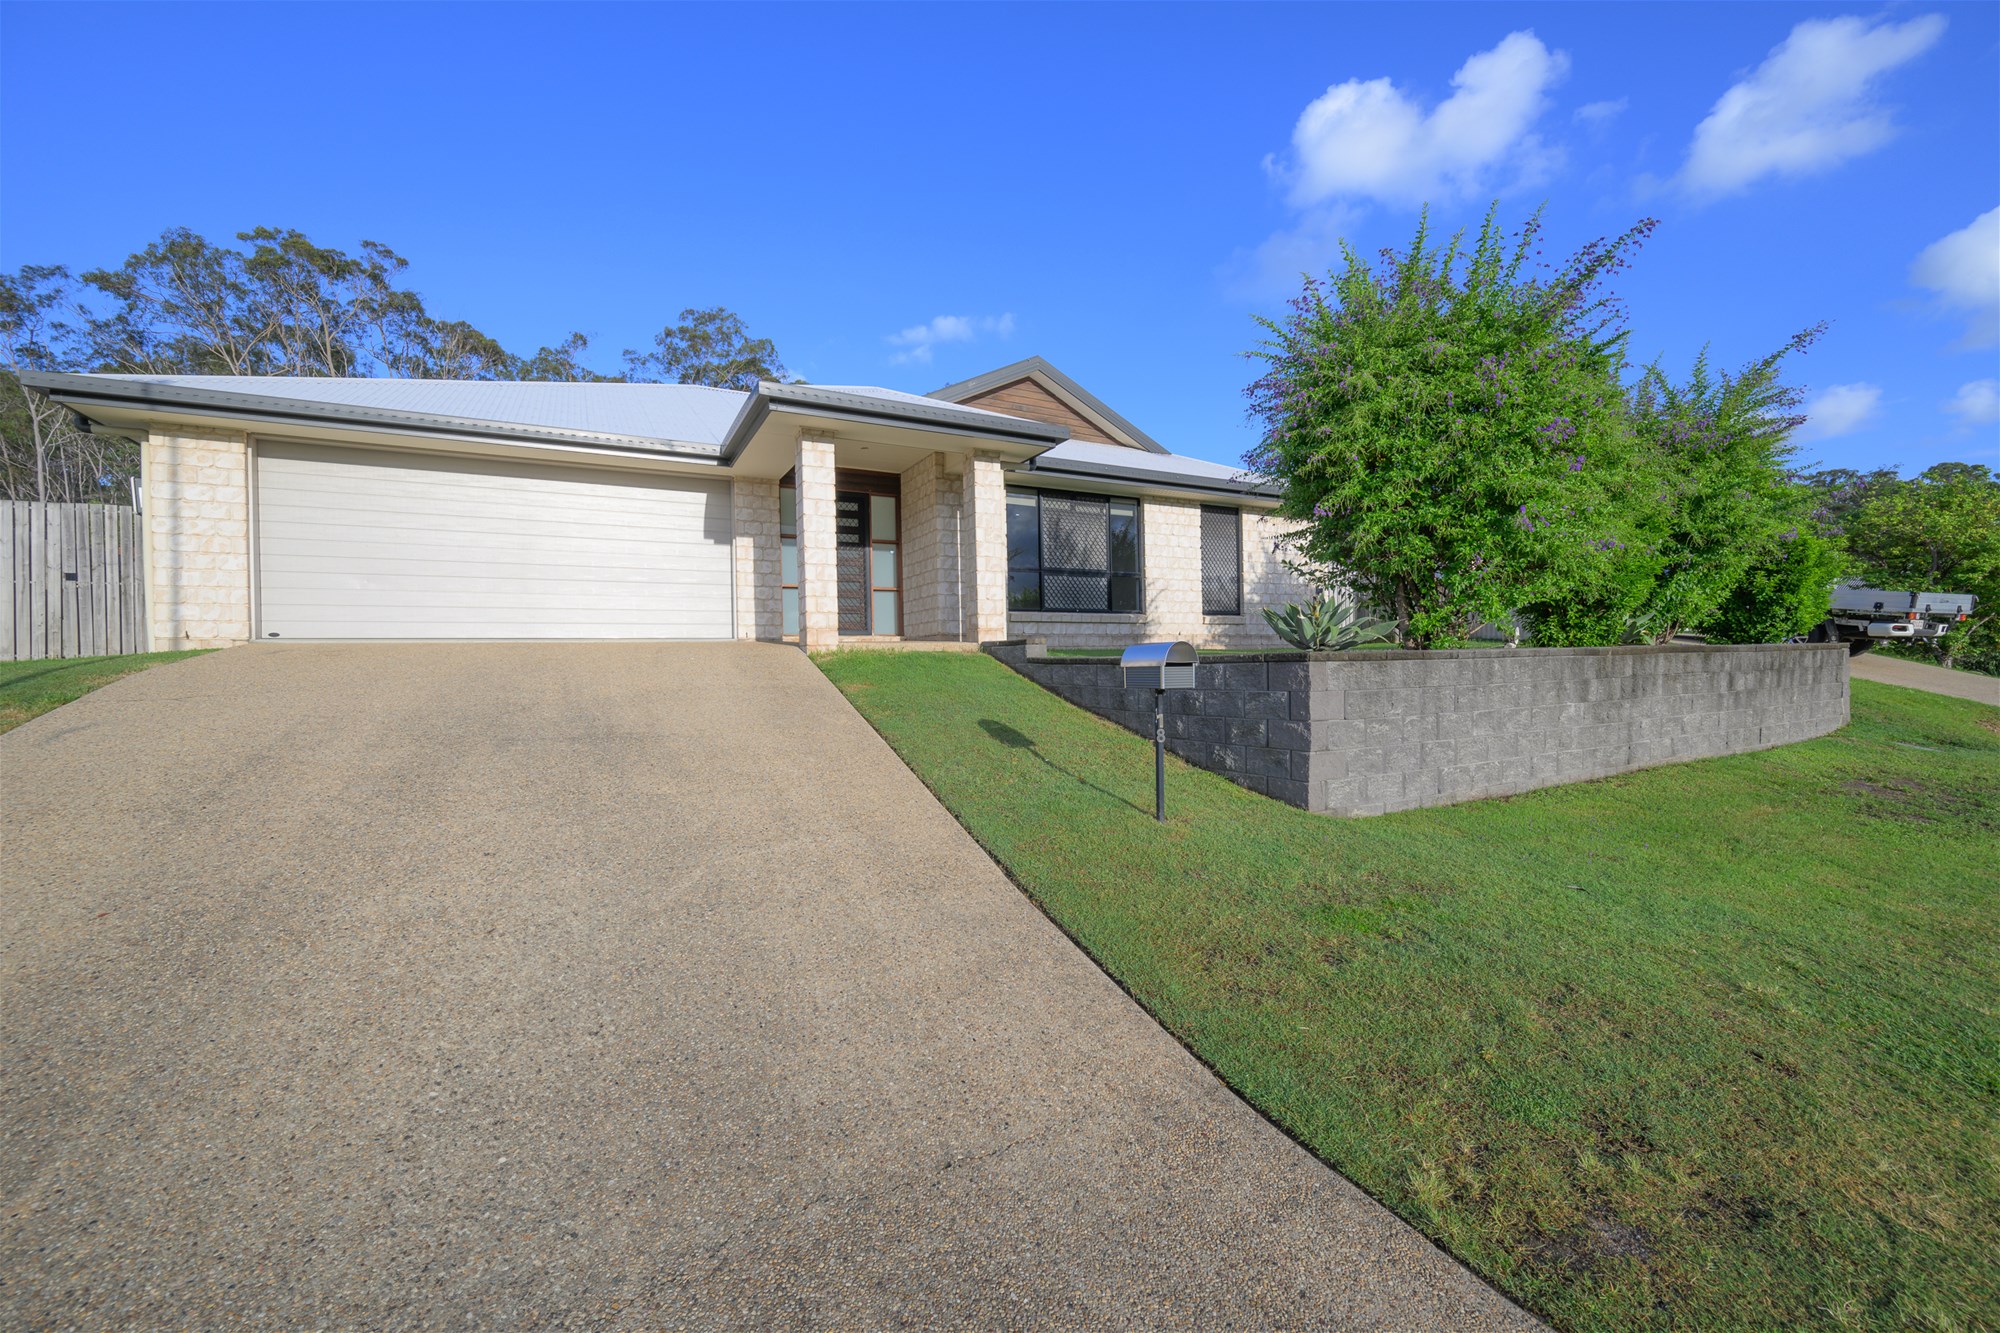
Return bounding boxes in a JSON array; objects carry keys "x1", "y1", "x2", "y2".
[{"x1": 986, "y1": 641, "x2": 1850, "y2": 816}]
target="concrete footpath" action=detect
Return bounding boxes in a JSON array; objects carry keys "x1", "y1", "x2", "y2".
[
  {"x1": 1848, "y1": 652, "x2": 2000, "y2": 704},
  {"x1": 1, "y1": 643, "x2": 1538, "y2": 1330}
]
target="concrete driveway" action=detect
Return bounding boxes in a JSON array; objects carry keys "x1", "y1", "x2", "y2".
[
  {"x1": 2, "y1": 644, "x2": 1535, "y2": 1330},
  {"x1": 1848, "y1": 651, "x2": 2000, "y2": 704}
]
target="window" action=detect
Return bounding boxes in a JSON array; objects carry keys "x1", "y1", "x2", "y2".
[
  {"x1": 1200, "y1": 505, "x2": 1241, "y2": 616},
  {"x1": 1005, "y1": 488, "x2": 1142, "y2": 613}
]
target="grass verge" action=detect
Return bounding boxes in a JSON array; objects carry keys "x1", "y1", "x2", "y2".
[
  {"x1": 820, "y1": 650, "x2": 2000, "y2": 1332},
  {"x1": 0, "y1": 651, "x2": 210, "y2": 735}
]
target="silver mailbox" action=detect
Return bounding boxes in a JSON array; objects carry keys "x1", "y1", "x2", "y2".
[{"x1": 1121, "y1": 641, "x2": 1198, "y2": 691}]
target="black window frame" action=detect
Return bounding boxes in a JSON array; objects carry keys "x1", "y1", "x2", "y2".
[
  {"x1": 1200, "y1": 504, "x2": 1243, "y2": 617},
  {"x1": 1005, "y1": 486, "x2": 1143, "y2": 614}
]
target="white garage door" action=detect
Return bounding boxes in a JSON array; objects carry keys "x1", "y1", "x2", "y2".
[{"x1": 255, "y1": 442, "x2": 733, "y2": 640}]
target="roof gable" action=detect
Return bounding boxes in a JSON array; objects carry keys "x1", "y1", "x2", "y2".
[{"x1": 927, "y1": 356, "x2": 1166, "y2": 454}]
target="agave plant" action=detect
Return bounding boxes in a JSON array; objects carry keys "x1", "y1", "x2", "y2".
[{"x1": 1262, "y1": 594, "x2": 1397, "y2": 652}]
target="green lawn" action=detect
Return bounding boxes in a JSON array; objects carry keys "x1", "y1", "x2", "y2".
[
  {"x1": 1047, "y1": 641, "x2": 1509, "y2": 658},
  {"x1": 0, "y1": 651, "x2": 210, "y2": 734},
  {"x1": 820, "y1": 651, "x2": 2000, "y2": 1333}
]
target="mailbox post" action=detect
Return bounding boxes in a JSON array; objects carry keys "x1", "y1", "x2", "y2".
[{"x1": 1119, "y1": 641, "x2": 1198, "y2": 822}]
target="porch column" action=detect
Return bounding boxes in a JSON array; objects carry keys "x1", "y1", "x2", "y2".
[
  {"x1": 962, "y1": 450, "x2": 1009, "y2": 644},
  {"x1": 794, "y1": 430, "x2": 839, "y2": 652}
]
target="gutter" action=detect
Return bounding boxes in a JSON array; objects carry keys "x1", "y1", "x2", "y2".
[{"x1": 1022, "y1": 454, "x2": 1280, "y2": 499}]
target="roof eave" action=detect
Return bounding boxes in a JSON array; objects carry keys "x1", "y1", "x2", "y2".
[
  {"x1": 720, "y1": 381, "x2": 1069, "y2": 461},
  {"x1": 1021, "y1": 454, "x2": 1281, "y2": 501}
]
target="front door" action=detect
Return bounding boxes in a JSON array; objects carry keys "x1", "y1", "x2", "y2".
[
  {"x1": 835, "y1": 491, "x2": 870, "y2": 635},
  {"x1": 781, "y1": 472, "x2": 902, "y2": 639}
]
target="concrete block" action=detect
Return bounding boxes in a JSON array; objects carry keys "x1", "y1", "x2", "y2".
[
  {"x1": 1245, "y1": 746, "x2": 1291, "y2": 778},
  {"x1": 1186, "y1": 716, "x2": 1228, "y2": 744},
  {"x1": 1321, "y1": 776, "x2": 1365, "y2": 809},
  {"x1": 1347, "y1": 746, "x2": 1388, "y2": 776},
  {"x1": 1435, "y1": 709, "x2": 1476, "y2": 741},
  {"x1": 1243, "y1": 690, "x2": 1291, "y2": 719},
  {"x1": 1226, "y1": 718, "x2": 1269, "y2": 747},
  {"x1": 1362, "y1": 772, "x2": 1406, "y2": 803},
  {"x1": 1347, "y1": 689, "x2": 1395, "y2": 719},
  {"x1": 1268, "y1": 662, "x2": 1310, "y2": 693},
  {"x1": 1359, "y1": 717, "x2": 1401, "y2": 745},
  {"x1": 1268, "y1": 719, "x2": 1311, "y2": 751},
  {"x1": 1380, "y1": 743, "x2": 1422, "y2": 773},
  {"x1": 1215, "y1": 661, "x2": 1268, "y2": 691},
  {"x1": 1266, "y1": 777, "x2": 1310, "y2": 809}
]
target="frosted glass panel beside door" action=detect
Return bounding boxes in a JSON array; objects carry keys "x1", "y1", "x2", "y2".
[{"x1": 872, "y1": 591, "x2": 898, "y2": 635}]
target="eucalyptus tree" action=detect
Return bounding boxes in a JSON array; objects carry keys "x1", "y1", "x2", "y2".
[{"x1": 625, "y1": 306, "x2": 786, "y2": 390}]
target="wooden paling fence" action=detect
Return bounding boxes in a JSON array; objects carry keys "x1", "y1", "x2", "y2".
[{"x1": 3, "y1": 502, "x2": 146, "y2": 662}]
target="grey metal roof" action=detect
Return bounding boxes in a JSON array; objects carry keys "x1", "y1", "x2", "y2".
[
  {"x1": 928, "y1": 356, "x2": 1169, "y2": 454},
  {"x1": 100, "y1": 374, "x2": 745, "y2": 445},
  {"x1": 1021, "y1": 440, "x2": 1277, "y2": 498},
  {"x1": 21, "y1": 372, "x2": 1068, "y2": 460}
]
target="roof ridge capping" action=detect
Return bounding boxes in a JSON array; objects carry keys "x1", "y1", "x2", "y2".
[{"x1": 926, "y1": 355, "x2": 1168, "y2": 455}]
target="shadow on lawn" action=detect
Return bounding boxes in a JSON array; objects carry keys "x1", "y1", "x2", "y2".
[
  {"x1": 0, "y1": 661, "x2": 107, "y2": 691},
  {"x1": 978, "y1": 718, "x2": 1150, "y2": 816}
]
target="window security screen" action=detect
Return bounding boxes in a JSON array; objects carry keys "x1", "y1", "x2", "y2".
[
  {"x1": 1006, "y1": 488, "x2": 1141, "y2": 613},
  {"x1": 1200, "y1": 506, "x2": 1242, "y2": 617}
]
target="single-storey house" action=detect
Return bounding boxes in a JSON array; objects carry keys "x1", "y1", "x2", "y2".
[{"x1": 25, "y1": 357, "x2": 1313, "y2": 653}]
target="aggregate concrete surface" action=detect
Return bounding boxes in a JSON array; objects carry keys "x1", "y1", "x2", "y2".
[
  {"x1": 1847, "y1": 652, "x2": 2000, "y2": 705},
  {"x1": 1, "y1": 643, "x2": 1539, "y2": 1330}
]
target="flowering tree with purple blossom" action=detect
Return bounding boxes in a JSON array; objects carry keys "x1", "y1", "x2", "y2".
[{"x1": 1245, "y1": 206, "x2": 1658, "y2": 648}]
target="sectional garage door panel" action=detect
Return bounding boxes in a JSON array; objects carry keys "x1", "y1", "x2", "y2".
[{"x1": 255, "y1": 443, "x2": 732, "y2": 640}]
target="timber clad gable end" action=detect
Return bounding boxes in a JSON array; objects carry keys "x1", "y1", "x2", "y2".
[{"x1": 957, "y1": 378, "x2": 1124, "y2": 447}]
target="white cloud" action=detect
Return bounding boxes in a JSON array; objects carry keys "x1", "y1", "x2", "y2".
[
  {"x1": 1270, "y1": 31, "x2": 1570, "y2": 209},
  {"x1": 1574, "y1": 98, "x2": 1628, "y2": 127},
  {"x1": 1911, "y1": 207, "x2": 2000, "y2": 349},
  {"x1": 1945, "y1": 379, "x2": 2000, "y2": 427},
  {"x1": 885, "y1": 312, "x2": 1015, "y2": 365},
  {"x1": 1678, "y1": 14, "x2": 1945, "y2": 198},
  {"x1": 1795, "y1": 383, "x2": 1883, "y2": 442}
]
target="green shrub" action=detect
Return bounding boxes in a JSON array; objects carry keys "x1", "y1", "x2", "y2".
[{"x1": 1702, "y1": 531, "x2": 1846, "y2": 644}]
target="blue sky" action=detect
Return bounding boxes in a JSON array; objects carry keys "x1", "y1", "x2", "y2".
[{"x1": 3, "y1": 1, "x2": 1995, "y2": 474}]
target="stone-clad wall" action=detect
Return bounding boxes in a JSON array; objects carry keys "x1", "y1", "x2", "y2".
[
  {"x1": 899, "y1": 454, "x2": 963, "y2": 640},
  {"x1": 730, "y1": 478, "x2": 782, "y2": 641},
  {"x1": 144, "y1": 430, "x2": 251, "y2": 650},
  {"x1": 987, "y1": 642, "x2": 1850, "y2": 816}
]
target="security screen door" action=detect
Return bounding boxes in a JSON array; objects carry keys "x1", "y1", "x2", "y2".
[{"x1": 836, "y1": 492, "x2": 869, "y2": 633}]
